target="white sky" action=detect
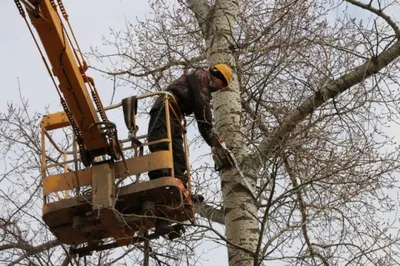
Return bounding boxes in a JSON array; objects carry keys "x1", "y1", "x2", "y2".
[
  {"x1": 0, "y1": 0, "x2": 150, "y2": 111},
  {"x1": 0, "y1": 1, "x2": 228, "y2": 265}
]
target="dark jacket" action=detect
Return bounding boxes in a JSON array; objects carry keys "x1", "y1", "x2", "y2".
[{"x1": 151, "y1": 69, "x2": 218, "y2": 147}]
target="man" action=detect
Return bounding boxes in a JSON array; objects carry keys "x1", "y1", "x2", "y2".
[{"x1": 147, "y1": 63, "x2": 232, "y2": 187}]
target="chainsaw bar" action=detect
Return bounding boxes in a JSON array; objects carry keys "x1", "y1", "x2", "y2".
[{"x1": 213, "y1": 140, "x2": 255, "y2": 197}]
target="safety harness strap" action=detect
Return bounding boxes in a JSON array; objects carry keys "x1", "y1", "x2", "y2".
[{"x1": 187, "y1": 71, "x2": 206, "y2": 118}]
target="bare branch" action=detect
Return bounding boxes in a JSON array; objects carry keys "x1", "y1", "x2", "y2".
[
  {"x1": 255, "y1": 39, "x2": 400, "y2": 165},
  {"x1": 196, "y1": 203, "x2": 225, "y2": 225},
  {"x1": 345, "y1": 0, "x2": 400, "y2": 38}
]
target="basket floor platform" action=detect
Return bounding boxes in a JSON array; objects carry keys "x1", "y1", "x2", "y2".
[{"x1": 42, "y1": 177, "x2": 194, "y2": 253}]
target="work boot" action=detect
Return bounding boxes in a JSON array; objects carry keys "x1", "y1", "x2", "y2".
[{"x1": 149, "y1": 169, "x2": 170, "y2": 180}]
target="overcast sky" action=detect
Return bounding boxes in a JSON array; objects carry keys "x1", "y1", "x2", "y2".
[
  {"x1": 0, "y1": 1, "x2": 150, "y2": 111},
  {"x1": 0, "y1": 1, "x2": 228, "y2": 265}
]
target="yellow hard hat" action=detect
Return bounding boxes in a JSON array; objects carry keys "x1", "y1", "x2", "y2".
[{"x1": 210, "y1": 63, "x2": 232, "y2": 87}]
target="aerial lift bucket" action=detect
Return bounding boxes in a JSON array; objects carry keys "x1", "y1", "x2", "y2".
[{"x1": 40, "y1": 92, "x2": 195, "y2": 256}]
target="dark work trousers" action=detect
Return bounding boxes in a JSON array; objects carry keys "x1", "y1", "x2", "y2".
[{"x1": 147, "y1": 108, "x2": 187, "y2": 185}]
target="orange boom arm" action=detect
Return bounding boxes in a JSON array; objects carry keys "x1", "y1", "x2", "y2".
[{"x1": 26, "y1": 0, "x2": 109, "y2": 158}]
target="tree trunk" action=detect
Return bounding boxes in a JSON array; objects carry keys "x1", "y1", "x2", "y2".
[{"x1": 187, "y1": 0, "x2": 259, "y2": 265}]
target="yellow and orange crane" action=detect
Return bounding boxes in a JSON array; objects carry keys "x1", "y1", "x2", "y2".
[{"x1": 14, "y1": 0, "x2": 196, "y2": 256}]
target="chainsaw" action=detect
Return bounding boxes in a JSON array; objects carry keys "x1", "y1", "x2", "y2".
[{"x1": 212, "y1": 139, "x2": 255, "y2": 196}]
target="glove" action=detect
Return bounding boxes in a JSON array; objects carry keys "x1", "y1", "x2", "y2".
[
  {"x1": 211, "y1": 136, "x2": 223, "y2": 148},
  {"x1": 212, "y1": 146, "x2": 225, "y2": 171}
]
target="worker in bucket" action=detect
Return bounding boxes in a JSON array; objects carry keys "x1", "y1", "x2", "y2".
[{"x1": 147, "y1": 63, "x2": 232, "y2": 187}]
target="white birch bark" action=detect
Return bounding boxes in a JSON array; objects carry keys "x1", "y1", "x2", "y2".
[{"x1": 187, "y1": 0, "x2": 259, "y2": 265}]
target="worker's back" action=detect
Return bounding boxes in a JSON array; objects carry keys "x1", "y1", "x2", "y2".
[{"x1": 151, "y1": 69, "x2": 212, "y2": 116}]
